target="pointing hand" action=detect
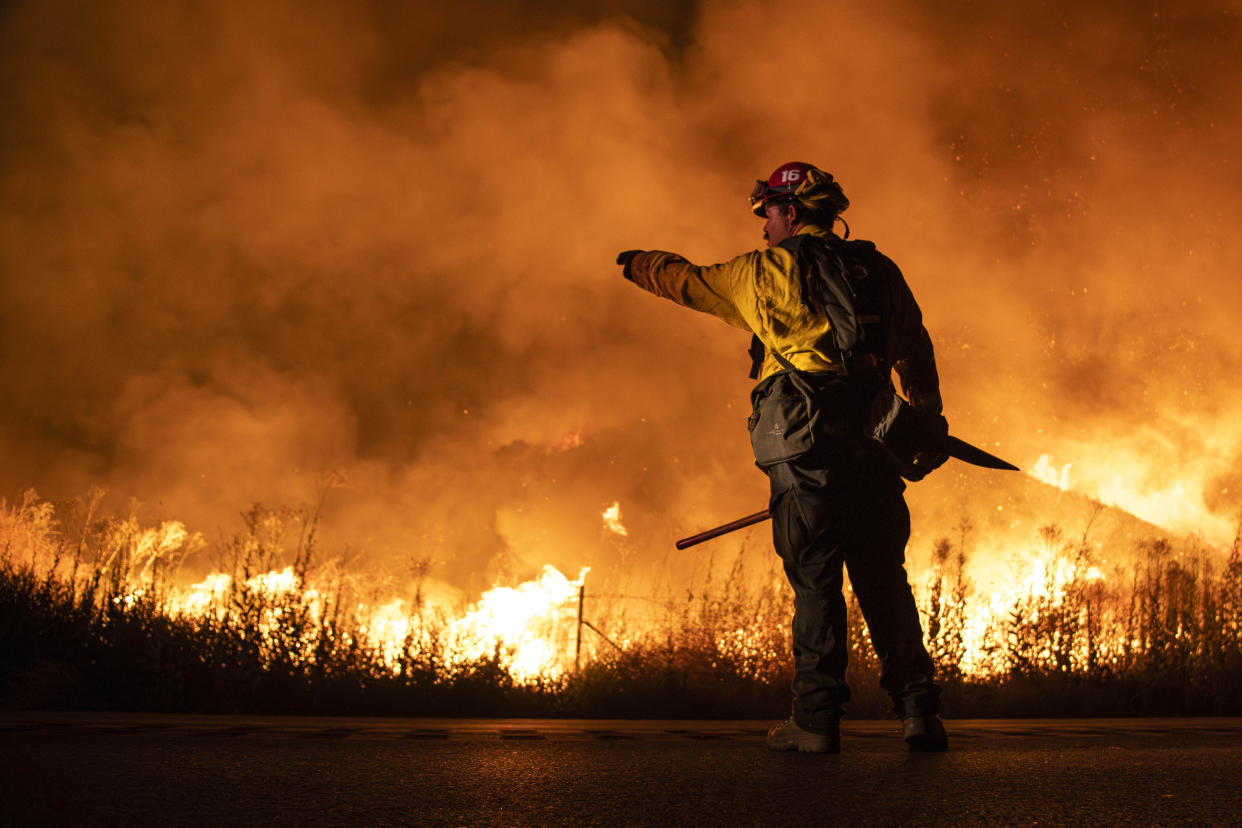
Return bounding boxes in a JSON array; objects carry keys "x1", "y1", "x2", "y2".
[{"x1": 616, "y1": 250, "x2": 642, "y2": 281}]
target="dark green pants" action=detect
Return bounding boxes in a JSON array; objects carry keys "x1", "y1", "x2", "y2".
[{"x1": 764, "y1": 434, "x2": 940, "y2": 732}]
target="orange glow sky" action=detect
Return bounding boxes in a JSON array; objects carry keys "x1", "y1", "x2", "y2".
[{"x1": 2, "y1": 0, "x2": 1240, "y2": 594}]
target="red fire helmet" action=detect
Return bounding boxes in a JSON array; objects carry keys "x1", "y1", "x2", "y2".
[{"x1": 749, "y1": 161, "x2": 831, "y2": 217}]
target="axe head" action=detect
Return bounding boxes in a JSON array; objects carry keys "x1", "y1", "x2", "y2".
[
  {"x1": 871, "y1": 392, "x2": 1018, "y2": 477},
  {"x1": 946, "y1": 435, "x2": 1019, "y2": 471}
]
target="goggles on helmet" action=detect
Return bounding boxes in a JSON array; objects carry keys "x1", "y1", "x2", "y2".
[
  {"x1": 749, "y1": 180, "x2": 795, "y2": 216},
  {"x1": 749, "y1": 178, "x2": 776, "y2": 203},
  {"x1": 749, "y1": 161, "x2": 821, "y2": 216}
]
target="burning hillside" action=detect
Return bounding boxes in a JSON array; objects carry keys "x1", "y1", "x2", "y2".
[{"x1": 1, "y1": 1, "x2": 1242, "y2": 713}]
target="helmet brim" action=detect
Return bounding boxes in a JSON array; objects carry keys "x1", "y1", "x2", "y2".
[{"x1": 751, "y1": 194, "x2": 795, "y2": 218}]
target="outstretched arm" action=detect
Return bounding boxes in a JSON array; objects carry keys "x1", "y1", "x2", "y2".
[{"x1": 619, "y1": 249, "x2": 753, "y2": 331}]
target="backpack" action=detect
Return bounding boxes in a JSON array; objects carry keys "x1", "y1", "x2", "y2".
[
  {"x1": 746, "y1": 234, "x2": 888, "y2": 380},
  {"x1": 748, "y1": 234, "x2": 945, "y2": 481}
]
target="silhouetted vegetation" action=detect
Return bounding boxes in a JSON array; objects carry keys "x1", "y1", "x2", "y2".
[{"x1": 2, "y1": 492, "x2": 1241, "y2": 718}]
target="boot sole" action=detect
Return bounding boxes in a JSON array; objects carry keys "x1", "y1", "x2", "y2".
[
  {"x1": 767, "y1": 736, "x2": 840, "y2": 753},
  {"x1": 905, "y1": 736, "x2": 949, "y2": 752}
]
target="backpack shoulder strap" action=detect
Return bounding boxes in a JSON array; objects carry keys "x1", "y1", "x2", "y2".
[{"x1": 776, "y1": 234, "x2": 861, "y2": 354}]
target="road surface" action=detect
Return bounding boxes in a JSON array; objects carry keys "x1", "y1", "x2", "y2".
[{"x1": 2, "y1": 712, "x2": 1240, "y2": 825}]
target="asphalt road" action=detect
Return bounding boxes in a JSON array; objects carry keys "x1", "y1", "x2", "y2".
[{"x1": 2, "y1": 713, "x2": 1240, "y2": 826}]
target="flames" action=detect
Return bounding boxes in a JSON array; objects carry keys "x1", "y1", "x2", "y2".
[
  {"x1": 120, "y1": 499, "x2": 1112, "y2": 684},
  {"x1": 602, "y1": 501, "x2": 628, "y2": 536},
  {"x1": 441, "y1": 564, "x2": 588, "y2": 681},
  {"x1": 74, "y1": 502, "x2": 595, "y2": 684},
  {"x1": 162, "y1": 558, "x2": 589, "y2": 683},
  {"x1": 120, "y1": 399, "x2": 1227, "y2": 691},
  {"x1": 954, "y1": 541, "x2": 1106, "y2": 676},
  {"x1": 5, "y1": 0, "x2": 1242, "y2": 704},
  {"x1": 143, "y1": 541, "x2": 1116, "y2": 683},
  {"x1": 1029, "y1": 450, "x2": 1235, "y2": 544},
  {"x1": 168, "y1": 565, "x2": 309, "y2": 617},
  {"x1": 3, "y1": 473, "x2": 1235, "y2": 689},
  {"x1": 1032, "y1": 454, "x2": 1073, "y2": 491}
]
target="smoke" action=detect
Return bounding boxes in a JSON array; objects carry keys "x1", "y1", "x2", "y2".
[{"x1": 2, "y1": 0, "x2": 1240, "y2": 595}]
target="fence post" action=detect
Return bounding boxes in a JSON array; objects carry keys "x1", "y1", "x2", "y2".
[{"x1": 575, "y1": 580, "x2": 585, "y2": 672}]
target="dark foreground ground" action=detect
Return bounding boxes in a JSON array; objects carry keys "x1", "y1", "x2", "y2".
[{"x1": 2, "y1": 713, "x2": 1240, "y2": 826}]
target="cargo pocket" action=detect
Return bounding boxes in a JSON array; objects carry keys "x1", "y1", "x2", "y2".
[{"x1": 748, "y1": 372, "x2": 819, "y2": 467}]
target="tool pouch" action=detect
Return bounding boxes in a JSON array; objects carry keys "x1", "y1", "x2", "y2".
[{"x1": 747, "y1": 370, "x2": 823, "y2": 467}]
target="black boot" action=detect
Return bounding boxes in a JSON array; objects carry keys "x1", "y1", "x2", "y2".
[{"x1": 903, "y1": 715, "x2": 948, "y2": 752}]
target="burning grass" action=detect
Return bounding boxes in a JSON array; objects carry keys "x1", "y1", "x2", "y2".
[{"x1": 2, "y1": 490, "x2": 1241, "y2": 718}]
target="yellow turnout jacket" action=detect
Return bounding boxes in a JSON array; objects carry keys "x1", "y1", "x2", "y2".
[{"x1": 627, "y1": 224, "x2": 943, "y2": 415}]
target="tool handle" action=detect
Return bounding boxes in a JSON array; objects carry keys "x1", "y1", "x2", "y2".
[{"x1": 675, "y1": 509, "x2": 772, "y2": 550}]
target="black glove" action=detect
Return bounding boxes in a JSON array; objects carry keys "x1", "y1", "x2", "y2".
[
  {"x1": 909, "y1": 413, "x2": 950, "y2": 479},
  {"x1": 922, "y1": 412, "x2": 949, "y2": 442},
  {"x1": 616, "y1": 249, "x2": 642, "y2": 281}
]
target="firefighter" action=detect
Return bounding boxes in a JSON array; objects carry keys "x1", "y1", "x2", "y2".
[{"x1": 618, "y1": 162, "x2": 949, "y2": 753}]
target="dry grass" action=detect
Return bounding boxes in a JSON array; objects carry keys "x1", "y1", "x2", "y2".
[{"x1": 2, "y1": 491, "x2": 1241, "y2": 718}]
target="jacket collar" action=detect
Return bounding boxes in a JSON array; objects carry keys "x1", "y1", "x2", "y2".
[{"x1": 795, "y1": 224, "x2": 834, "y2": 239}]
